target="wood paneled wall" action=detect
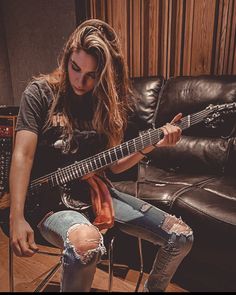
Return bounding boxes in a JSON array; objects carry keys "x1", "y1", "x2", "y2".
[{"x1": 88, "y1": 0, "x2": 236, "y2": 78}]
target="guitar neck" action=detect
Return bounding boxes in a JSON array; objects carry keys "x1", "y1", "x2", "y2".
[{"x1": 29, "y1": 107, "x2": 211, "y2": 193}]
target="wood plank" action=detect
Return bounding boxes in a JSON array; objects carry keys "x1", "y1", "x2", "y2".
[
  {"x1": 228, "y1": 0, "x2": 236, "y2": 74},
  {"x1": 148, "y1": 0, "x2": 159, "y2": 76},
  {"x1": 174, "y1": 0, "x2": 184, "y2": 76},
  {"x1": 110, "y1": 0, "x2": 128, "y2": 65},
  {"x1": 182, "y1": 0, "x2": 195, "y2": 75},
  {"x1": 224, "y1": 0, "x2": 235, "y2": 74},
  {"x1": 0, "y1": 226, "x2": 187, "y2": 292},
  {"x1": 132, "y1": 0, "x2": 142, "y2": 77},
  {"x1": 191, "y1": 0, "x2": 217, "y2": 75},
  {"x1": 214, "y1": 0, "x2": 224, "y2": 74},
  {"x1": 88, "y1": 0, "x2": 235, "y2": 77},
  {"x1": 161, "y1": 0, "x2": 169, "y2": 79}
]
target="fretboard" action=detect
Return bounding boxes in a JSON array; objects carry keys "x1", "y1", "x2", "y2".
[{"x1": 28, "y1": 106, "x2": 211, "y2": 195}]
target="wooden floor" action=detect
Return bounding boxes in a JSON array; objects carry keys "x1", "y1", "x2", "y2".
[{"x1": 0, "y1": 227, "x2": 187, "y2": 292}]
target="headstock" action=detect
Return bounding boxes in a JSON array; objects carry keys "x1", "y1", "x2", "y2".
[{"x1": 203, "y1": 102, "x2": 236, "y2": 128}]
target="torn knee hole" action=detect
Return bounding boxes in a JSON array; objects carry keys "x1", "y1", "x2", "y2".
[
  {"x1": 161, "y1": 214, "x2": 192, "y2": 236},
  {"x1": 67, "y1": 223, "x2": 102, "y2": 254}
]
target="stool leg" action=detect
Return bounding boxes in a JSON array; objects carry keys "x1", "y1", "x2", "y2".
[
  {"x1": 34, "y1": 258, "x2": 62, "y2": 292},
  {"x1": 108, "y1": 236, "x2": 115, "y2": 292},
  {"x1": 135, "y1": 237, "x2": 144, "y2": 292},
  {"x1": 9, "y1": 241, "x2": 14, "y2": 292}
]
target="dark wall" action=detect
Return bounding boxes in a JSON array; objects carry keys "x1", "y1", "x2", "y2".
[
  {"x1": 0, "y1": 4, "x2": 13, "y2": 105},
  {"x1": 0, "y1": 0, "x2": 77, "y2": 105}
]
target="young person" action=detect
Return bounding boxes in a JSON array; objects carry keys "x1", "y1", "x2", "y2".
[{"x1": 9, "y1": 19, "x2": 193, "y2": 292}]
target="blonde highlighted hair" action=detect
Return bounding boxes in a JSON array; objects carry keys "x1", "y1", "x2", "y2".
[{"x1": 35, "y1": 18, "x2": 134, "y2": 150}]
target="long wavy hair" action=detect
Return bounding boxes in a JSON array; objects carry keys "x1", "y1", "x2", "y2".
[{"x1": 35, "y1": 18, "x2": 134, "y2": 150}]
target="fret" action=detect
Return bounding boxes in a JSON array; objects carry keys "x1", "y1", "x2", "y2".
[
  {"x1": 63, "y1": 169, "x2": 69, "y2": 183},
  {"x1": 113, "y1": 148, "x2": 118, "y2": 161},
  {"x1": 135, "y1": 136, "x2": 142, "y2": 151},
  {"x1": 90, "y1": 161, "x2": 95, "y2": 172},
  {"x1": 62, "y1": 170, "x2": 67, "y2": 183},
  {"x1": 140, "y1": 134, "x2": 145, "y2": 150},
  {"x1": 71, "y1": 165, "x2": 78, "y2": 179},
  {"x1": 110, "y1": 148, "x2": 118, "y2": 161},
  {"x1": 61, "y1": 170, "x2": 66, "y2": 184},
  {"x1": 147, "y1": 129, "x2": 153, "y2": 145},
  {"x1": 100, "y1": 155, "x2": 107, "y2": 167},
  {"x1": 122, "y1": 142, "x2": 129, "y2": 157},
  {"x1": 150, "y1": 129, "x2": 156, "y2": 144},
  {"x1": 56, "y1": 169, "x2": 63, "y2": 184},
  {"x1": 88, "y1": 161, "x2": 93, "y2": 173},
  {"x1": 90, "y1": 159, "x2": 97, "y2": 171},
  {"x1": 28, "y1": 102, "x2": 236, "y2": 197},
  {"x1": 84, "y1": 162, "x2": 90, "y2": 174},
  {"x1": 153, "y1": 129, "x2": 160, "y2": 144},
  {"x1": 64, "y1": 170, "x2": 70, "y2": 183},
  {"x1": 67, "y1": 170, "x2": 73, "y2": 182},
  {"x1": 60, "y1": 172, "x2": 65, "y2": 184},
  {"x1": 59, "y1": 169, "x2": 65, "y2": 183},
  {"x1": 123, "y1": 142, "x2": 129, "y2": 156},
  {"x1": 115, "y1": 146, "x2": 123, "y2": 159},
  {"x1": 129, "y1": 139, "x2": 136, "y2": 154},
  {"x1": 108, "y1": 150, "x2": 113, "y2": 162},
  {"x1": 85, "y1": 161, "x2": 89, "y2": 173},
  {"x1": 80, "y1": 163, "x2": 86, "y2": 175},
  {"x1": 97, "y1": 155, "x2": 102, "y2": 167},
  {"x1": 75, "y1": 163, "x2": 81, "y2": 177},
  {"x1": 93, "y1": 158, "x2": 98, "y2": 170},
  {"x1": 54, "y1": 172, "x2": 60, "y2": 185},
  {"x1": 103, "y1": 153, "x2": 108, "y2": 165}
]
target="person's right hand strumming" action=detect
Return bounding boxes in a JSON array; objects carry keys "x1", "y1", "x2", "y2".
[{"x1": 10, "y1": 216, "x2": 39, "y2": 257}]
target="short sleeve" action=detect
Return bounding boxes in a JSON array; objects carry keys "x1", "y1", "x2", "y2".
[{"x1": 15, "y1": 81, "x2": 51, "y2": 135}]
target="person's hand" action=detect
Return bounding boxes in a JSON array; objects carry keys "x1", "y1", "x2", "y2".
[
  {"x1": 142, "y1": 113, "x2": 182, "y2": 154},
  {"x1": 156, "y1": 112, "x2": 182, "y2": 147},
  {"x1": 81, "y1": 172, "x2": 95, "y2": 180},
  {"x1": 10, "y1": 217, "x2": 39, "y2": 257}
]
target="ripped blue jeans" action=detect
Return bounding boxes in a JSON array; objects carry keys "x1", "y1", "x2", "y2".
[{"x1": 37, "y1": 187, "x2": 193, "y2": 292}]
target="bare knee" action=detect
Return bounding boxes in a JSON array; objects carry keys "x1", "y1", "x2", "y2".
[{"x1": 67, "y1": 224, "x2": 102, "y2": 254}]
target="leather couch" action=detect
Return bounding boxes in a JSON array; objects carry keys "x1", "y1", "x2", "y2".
[{"x1": 110, "y1": 75, "x2": 236, "y2": 292}]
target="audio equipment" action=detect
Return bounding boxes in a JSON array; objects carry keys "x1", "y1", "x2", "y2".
[{"x1": 0, "y1": 106, "x2": 19, "y2": 209}]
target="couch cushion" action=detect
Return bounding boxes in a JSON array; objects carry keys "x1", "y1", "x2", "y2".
[{"x1": 148, "y1": 135, "x2": 234, "y2": 174}]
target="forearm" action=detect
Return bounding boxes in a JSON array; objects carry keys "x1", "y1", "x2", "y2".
[
  {"x1": 9, "y1": 152, "x2": 34, "y2": 219},
  {"x1": 109, "y1": 148, "x2": 152, "y2": 174}
]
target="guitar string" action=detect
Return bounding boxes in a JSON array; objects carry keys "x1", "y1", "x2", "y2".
[
  {"x1": 29, "y1": 104, "x2": 235, "y2": 189},
  {"x1": 29, "y1": 108, "x2": 211, "y2": 189},
  {"x1": 29, "y1": 109, "x2": 214, "y2": 189},
  {"x1": 29, "y1": 109, "x2": 212, "y2": 188}
]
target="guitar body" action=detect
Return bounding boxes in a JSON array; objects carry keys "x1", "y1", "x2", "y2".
[{"x1": 25, "y1": 178, "x2": 92, "y2": 226}]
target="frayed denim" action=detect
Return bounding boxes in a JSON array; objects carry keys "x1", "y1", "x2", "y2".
[{"x1": 37, "y1": 187, "x2": 193, "y2": 292}]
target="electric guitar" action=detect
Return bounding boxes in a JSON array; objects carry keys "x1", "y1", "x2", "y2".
[{"x1": 1, "y1": 102, "x2": 236, "y2": 215}]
